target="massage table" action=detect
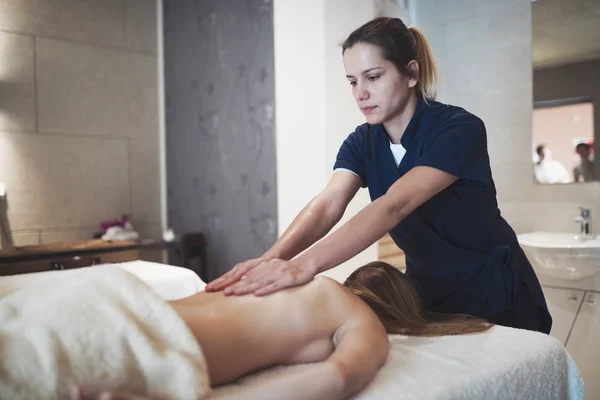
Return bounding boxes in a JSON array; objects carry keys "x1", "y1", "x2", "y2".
[
  {"x1": 0, "y1": 260, "x2": 585, "y2": 400},
  {"x1": 212, "y1": 326, "x2": 584, "y2": 400}
]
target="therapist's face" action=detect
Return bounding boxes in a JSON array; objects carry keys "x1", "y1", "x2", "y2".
[{"x1": 343, "y1": 42, "x2": 417, "y2": 125}]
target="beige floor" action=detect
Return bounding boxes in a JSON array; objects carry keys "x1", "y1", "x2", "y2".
[{"x1": 378, "y1": 234, "x2": 406, "y2": 272}]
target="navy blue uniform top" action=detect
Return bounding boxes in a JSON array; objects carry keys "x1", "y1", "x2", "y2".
[{"x1": 334, "y1": 98, "x2": 552, "y2": 334}]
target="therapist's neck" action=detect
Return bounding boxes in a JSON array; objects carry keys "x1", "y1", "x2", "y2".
[{"x1": 383, "y1": 93, "x2": 418, "y2": 145}]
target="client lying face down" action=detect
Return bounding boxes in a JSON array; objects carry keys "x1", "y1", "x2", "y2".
[{"x1": 71, "y1": 262, "x2": 491, "y2": 400}]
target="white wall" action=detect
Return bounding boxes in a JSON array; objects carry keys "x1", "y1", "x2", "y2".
[{"x1": 274, "y1": 0, "x2": 378, "y2": 281}]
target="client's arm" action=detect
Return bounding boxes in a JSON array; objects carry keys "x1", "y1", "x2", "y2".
[
  {"x1": 327, "y1": 319, "x2": 390, "y2": 398},
  {"x1": 209, "y1": 314, "x2": 389, "y2": 400}
]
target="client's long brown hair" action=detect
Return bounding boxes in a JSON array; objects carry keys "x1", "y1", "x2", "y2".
[{"x1": 343, "y1": 261, "x2": 492, "y2": 336}]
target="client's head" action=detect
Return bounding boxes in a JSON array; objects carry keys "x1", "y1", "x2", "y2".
[{"x1": 343, "y1": 261, "x2": 492, "y2": 336}]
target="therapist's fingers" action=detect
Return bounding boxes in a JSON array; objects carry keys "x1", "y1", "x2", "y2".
[
  {"x1": 253, "y1": 276, "x2": 294, "y2": 296},
  {"x1": 225, "y1": 267, "x2": 279, "y2": 295},
  {"x1": 226, "y1": 272, "x2": 280, "y2": 295},
  {"x1": 206, "y1": 258, "x2": 262, "y2": 292},
  {"x1": 224, "y1": 262, "x2": 284, "y2": 295},
  {"x1": 254, "y1": 264, "x2": 313, "y2": 296},
  {"x1": 227, "y1": 259, "x2": 314, "y2": 296},
  {"x1": 205, "y1": 267, "x2": 243, "y2": 291},
  {"x1": 227, "y1": 280, "x2": 272, "y2": 296}
]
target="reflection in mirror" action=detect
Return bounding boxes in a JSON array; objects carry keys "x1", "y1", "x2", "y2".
[
  {"x1": 532, "y1": 0, "x2": 599, "y2": 184},
  {"x1": 533, "y1": 98, "x2": 594, "y2": 184}
]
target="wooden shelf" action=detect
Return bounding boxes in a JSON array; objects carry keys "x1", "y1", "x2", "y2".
[{"x1": 0, "y1": 238, "x2": 177, "y2": 276}]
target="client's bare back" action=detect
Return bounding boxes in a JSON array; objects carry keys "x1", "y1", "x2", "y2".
[{"x1": 169, "y1": 276, "x2": 384, "y2": 387}]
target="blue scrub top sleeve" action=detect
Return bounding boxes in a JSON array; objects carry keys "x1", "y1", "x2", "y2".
[
  {"x1": 414, "y1": 114, "x2": 490, "y2": 185},
  {"x1": 333, "y1": 130, "x2": 368, "y2": 188}
]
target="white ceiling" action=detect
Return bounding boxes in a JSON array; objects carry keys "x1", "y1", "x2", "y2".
[{"x1": 532, "y1": 0, "x2": 600, "y2": 69}]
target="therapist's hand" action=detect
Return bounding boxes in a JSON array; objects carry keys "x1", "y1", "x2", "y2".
[
  {"x1": 216, "y1": 258, "x2": 316, "y2": 296},
  {"x1": 205, "y1": 257, "x2": 265, "y2": 292}
]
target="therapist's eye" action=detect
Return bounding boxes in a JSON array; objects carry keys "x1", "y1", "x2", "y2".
[
  {"x1": 367, "y1": 75, "x2": 380, "y2": 82},
  {"x1": 349, "y1": 81, "x2": 357, "y2": 86}
]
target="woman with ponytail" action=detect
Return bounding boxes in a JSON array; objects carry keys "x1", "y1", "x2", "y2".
[{"x1": 208, "y1": 17, "x2": 552, "y2": 335}]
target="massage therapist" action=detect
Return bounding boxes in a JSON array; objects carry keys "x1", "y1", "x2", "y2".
[{"x1": 207, "y1": 17, "x2": 552, "y2": 335}]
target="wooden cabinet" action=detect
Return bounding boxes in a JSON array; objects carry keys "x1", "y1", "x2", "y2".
[
  {"x1": 542, "y1": 286, "x2": 585, "y2": 345},
  {"x1": 566, "y1": 291, "x2": 600, "y2": 400},
  {"x1": 0, "y1": 240, "x2": 139, "y2": 275}
]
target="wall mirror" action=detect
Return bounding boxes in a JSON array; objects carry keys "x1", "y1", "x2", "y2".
[{"x1": 531, "y1": 0, "x2": 599, "y2": 184}]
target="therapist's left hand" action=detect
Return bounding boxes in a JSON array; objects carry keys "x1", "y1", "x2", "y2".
[{"x1": 224, "y1": 258, "x2": 316, "y2": 296}]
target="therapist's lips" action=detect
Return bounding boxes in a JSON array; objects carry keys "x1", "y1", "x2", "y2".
[{"x1": 361, "y1": 106, "x2": 377, "y2": 114}]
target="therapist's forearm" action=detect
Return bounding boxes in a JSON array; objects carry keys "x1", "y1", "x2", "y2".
[
  {"x1": 262, "y1": 196, "x2": 344, "y2": 261},
  {"x1": 296, "y1": 194, "x2": 409, "y2": 274}
]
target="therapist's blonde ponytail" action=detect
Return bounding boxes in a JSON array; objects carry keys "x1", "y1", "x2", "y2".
[
  {"x1": 342, "y1": 17, "x2": 439, "y2": 101},
  {"x1": 344, "y1": 262, "x2": 493, "y2": 337},
  {"x1": 408, "y1": 26, "x2": 438, "y2": 101}
]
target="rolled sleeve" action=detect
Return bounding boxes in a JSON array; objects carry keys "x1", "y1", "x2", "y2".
[{"x1": 333, "y1": 129, "x2": 368, "y2": 188}]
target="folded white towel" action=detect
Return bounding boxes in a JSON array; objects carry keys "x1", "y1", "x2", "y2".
[{"x1": 0, "y1": 266, "x2": 210, "y2": 400}]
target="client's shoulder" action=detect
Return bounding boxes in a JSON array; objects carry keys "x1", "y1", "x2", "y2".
[
  {"x1": 290, "y1": 276, "x2": 372, "y2": 315},
  {"x1": 271, "y1": 276, "x2": 346, "y2": 306},
  {"x1": 291, "y1": 276, "x2": 344, "y2": 301},
  {"x1": 312, "y1": 275, "x2": 344, "y2": 288},
  {"x1": 310, "y1": 276, "x2": 352, "y2": 298},
  {"x1": 310, "y1": 276, "x2": 375, "y2": 315},
  {"x1": 312, "y1": 277, "x2": 389, "y2": 349}
]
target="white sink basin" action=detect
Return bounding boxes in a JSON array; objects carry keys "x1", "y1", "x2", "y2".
[{"x1": 517, "y1": 232, "x2": 600, "y2": 280}]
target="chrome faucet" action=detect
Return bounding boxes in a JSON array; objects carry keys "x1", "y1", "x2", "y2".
[{"x1": 575, "y1": 207, "x2": 593, "y2": 240}]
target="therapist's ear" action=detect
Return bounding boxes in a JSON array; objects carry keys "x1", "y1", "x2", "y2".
[{"x1": 406, "y1": 60, "x2": 419, "y2": 89}]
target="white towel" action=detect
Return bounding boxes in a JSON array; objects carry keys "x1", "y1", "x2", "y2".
[
  {"x1": 0, "y1": 266, "x2": 210, "y2": 400},
  {"x1": 0, "y1": 261, "x2": 207, "y2": 301}
]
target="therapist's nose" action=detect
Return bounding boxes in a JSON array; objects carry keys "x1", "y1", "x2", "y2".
[{"x1": 355, "y1": 82, "x2": 370, "y2": 102}]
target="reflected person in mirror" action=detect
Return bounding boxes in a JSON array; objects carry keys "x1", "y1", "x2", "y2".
[
  {"x1": 534, "y1": 144, "x2": 570, "y2": 184},
  {"x1": 573, "y1": 142, "x2": 595, "y2": 182}
]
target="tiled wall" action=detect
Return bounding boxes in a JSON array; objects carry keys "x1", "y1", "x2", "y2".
[
  {"x1": 0, "y1": 0, "x2": 161, "y2": 246},
  {"x1": 414, "y1": 0, "x2": 600, "y2": 234},
  {"x1": 163, "y1": 0, "x2": 277, "y2": 280}
]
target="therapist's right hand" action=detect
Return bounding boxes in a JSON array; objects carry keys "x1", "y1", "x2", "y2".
[{"x1": 205, "y1": 257, "x2": 264, "y2": 292}]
